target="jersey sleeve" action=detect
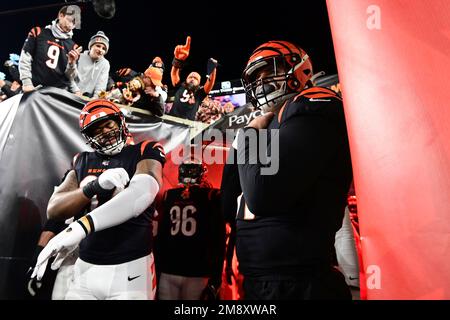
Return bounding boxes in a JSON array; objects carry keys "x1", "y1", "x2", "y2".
[
  {"x1": 139, "y1": 140, "x2": 166, "y2": 166},
  {"x1": 237, "y1": 105, "x2": 350, "y2": 216},
  {"x1": 22, "y1": 26, "x2": 41, "y2": 55}
]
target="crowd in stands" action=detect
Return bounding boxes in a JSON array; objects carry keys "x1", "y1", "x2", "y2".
[
  {"x1": 0, "y1": 5, "x2": 239, "y2": 125},
  {"x1": 196, "y1": 97, "x2": 235, "y2": 124},
  {"x1": 0, "y1": 54, "x2": 22, "y2": 101}
]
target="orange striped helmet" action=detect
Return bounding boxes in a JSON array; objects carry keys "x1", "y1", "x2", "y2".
[
  {"x1": 242, "y1": 41, "x2": 313, "y2": 110},
  {"x1": 79, "y1": 99, "x2": 129, "y2": 155}
]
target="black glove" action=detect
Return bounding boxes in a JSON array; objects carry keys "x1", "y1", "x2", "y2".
[
  {"x1": 206, "y1": 58, "x2": 218, "y2": 78},
  {"x1": 26, "y1": 272, "x2": 43, "y2": 298},
  {"x1": 25, "y1": 245, "x2": 59, "y2": 299},
  {"x1": 172, "y1": 57, "x2": 185, "y2": 69},
  {"x1": 25, "y1": 245, "x2": 44, "y2": 298}
]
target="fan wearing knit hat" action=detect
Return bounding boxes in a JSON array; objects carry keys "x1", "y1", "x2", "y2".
[
  {"x1": 67, "y1": 31, "x2": 111, "y2": 98},
  {"x1": 88, "y1": 31, "x2": 110, "y2": 56},
  {"x1": 139, "y1": 62, "x2": 167, "y2": 102}
]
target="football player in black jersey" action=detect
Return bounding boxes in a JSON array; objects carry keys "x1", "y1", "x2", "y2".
[
  {"x1": 168, "y1": 36, "x2": 218, "y2": 121},
  {"x1": 230, "y1": 41, "x2": 353, "y2": 299},
  {"x1": 19, "y1": 5, "x2": 81, "y2": 92},
  {"x1": 156, "y1": 161, "x2": 226, "y2": 300},
  {"x1": 31, "y1": 99, "x2": 165, "y2": 299}
]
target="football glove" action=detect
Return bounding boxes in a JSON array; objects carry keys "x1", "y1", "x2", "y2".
[
  {"x1": 25, "y1": 245, "x2": 44, "y2": 297},
  {"x1": 31, "y1": 221, "x2": 86, "y2": 281},
  {"x1": 83, "y1": 168, "x2": 129, "y2": 198},
  {"x1": 206, "y1": 58, "x2": 218, "y2": 77}
]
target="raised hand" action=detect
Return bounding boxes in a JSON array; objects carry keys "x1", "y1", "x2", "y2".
[
  {"x1": 174, "y1": 36, "x2": 191, "y2": 61},
  {"x1": 67, "y1": 46, "x2": 82, "y2": 65},
  {"x1": 207, "y1": 57, "x2": 218, "y2": 76}
]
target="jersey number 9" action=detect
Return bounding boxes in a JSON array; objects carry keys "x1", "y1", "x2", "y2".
[{"x1": 46, "y1": 45, "x2": 60, "y2": 69}]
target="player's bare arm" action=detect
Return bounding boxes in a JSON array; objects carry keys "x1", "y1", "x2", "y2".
[
  {"x1": 47, "y1": 169, "x2": 90, "y2": 220},
  {"x1": 135, "y1": 158, "x2": 163, "y2": 189}
]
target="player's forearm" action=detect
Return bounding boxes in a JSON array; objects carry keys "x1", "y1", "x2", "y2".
[
  {"x1": 171, "y1": 66, "x2": 180, "y2": 87},
  {"x1": 86, "y1": 174, "x2": 159, "y2": 232},
  {"x1": 204, "y1": 68, "x2": 216, "y2": 94},
  {"x1": 47, "y1": 189, "x2": 90, "y2": 220},
  {"x1": 236, "y1": 127, "x2": 282, "y2": 213},
  {"x1": 237, "y1": 117, "x2": 336, "y2": 214},
  {"x1": 37, "y1": 231, "x2": 56, "y2": 247}
]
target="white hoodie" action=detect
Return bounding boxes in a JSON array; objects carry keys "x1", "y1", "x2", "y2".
[{"x1": 67, "y1": 50, "x2": 110, "y2": 97}]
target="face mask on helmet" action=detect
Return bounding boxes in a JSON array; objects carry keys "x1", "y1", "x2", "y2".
[
  {"x1": 79, "y1": 99, "x2": 129, "y2": 156},
  {"x1": 242, "y1": 41, "x2": 313, "y2": 111},
  {"x1": 178, "y1": 163, "x2": 205, "y2": 185}
]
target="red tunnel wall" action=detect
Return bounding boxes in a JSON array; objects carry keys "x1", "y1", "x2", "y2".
[{"x1": 327, "y1": 0, "x2": 450, "y2": 299}]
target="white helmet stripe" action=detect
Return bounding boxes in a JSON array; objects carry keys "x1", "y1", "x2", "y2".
[{"x1": 288, "y1": 54, "x2": 309, "y2": 75}]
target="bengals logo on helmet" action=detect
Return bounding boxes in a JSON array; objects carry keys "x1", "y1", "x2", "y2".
[
  {"x1": 79, "y1": 99, "x2": 129, "y2": 155},
  {"x1": 80, "y1": 99, "x2": 122, "y2": 132},
  {"x1": 242, "y1": 41, "x2": 314, "y2": 109}
]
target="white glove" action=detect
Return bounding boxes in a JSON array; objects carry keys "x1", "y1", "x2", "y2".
[
  {"x1": 98, "y1": 168, "x2": 130, "y2": 190},
  {"x1": 31, "y1": 221, "x2": 86, "y2": 281}
]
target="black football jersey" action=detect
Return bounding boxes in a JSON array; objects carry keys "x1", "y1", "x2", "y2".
[
  {"x1": 72, "y1": 140, "x2": 165, "y2": 265},
  {"x1": 156, "y1": 186, "x2": 225, "y2": 277},
  {"x1": 22, "y1": 26, "x2": 78, "y2": 88},
  {"x1": 235, "y1": 87, "x2": 353, "y2": 278},
  {"x1": 168, "y1": 86, "x2": 207, "y2": 120}
]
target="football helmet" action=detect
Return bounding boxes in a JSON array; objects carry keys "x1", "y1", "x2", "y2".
[
  {"x1": 242, "y1": 40, "x2": 313, "y2": 111},
  {"x1": 79, "y1": 99, "x2": 129, "y2": 155},
  {"x1": 178, "y1": 160, "x2": 206, "y2": 185}
]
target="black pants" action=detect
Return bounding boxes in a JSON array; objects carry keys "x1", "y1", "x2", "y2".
[{"x1": 243, "y1": 268, "x2": 351, "y2": 300}]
